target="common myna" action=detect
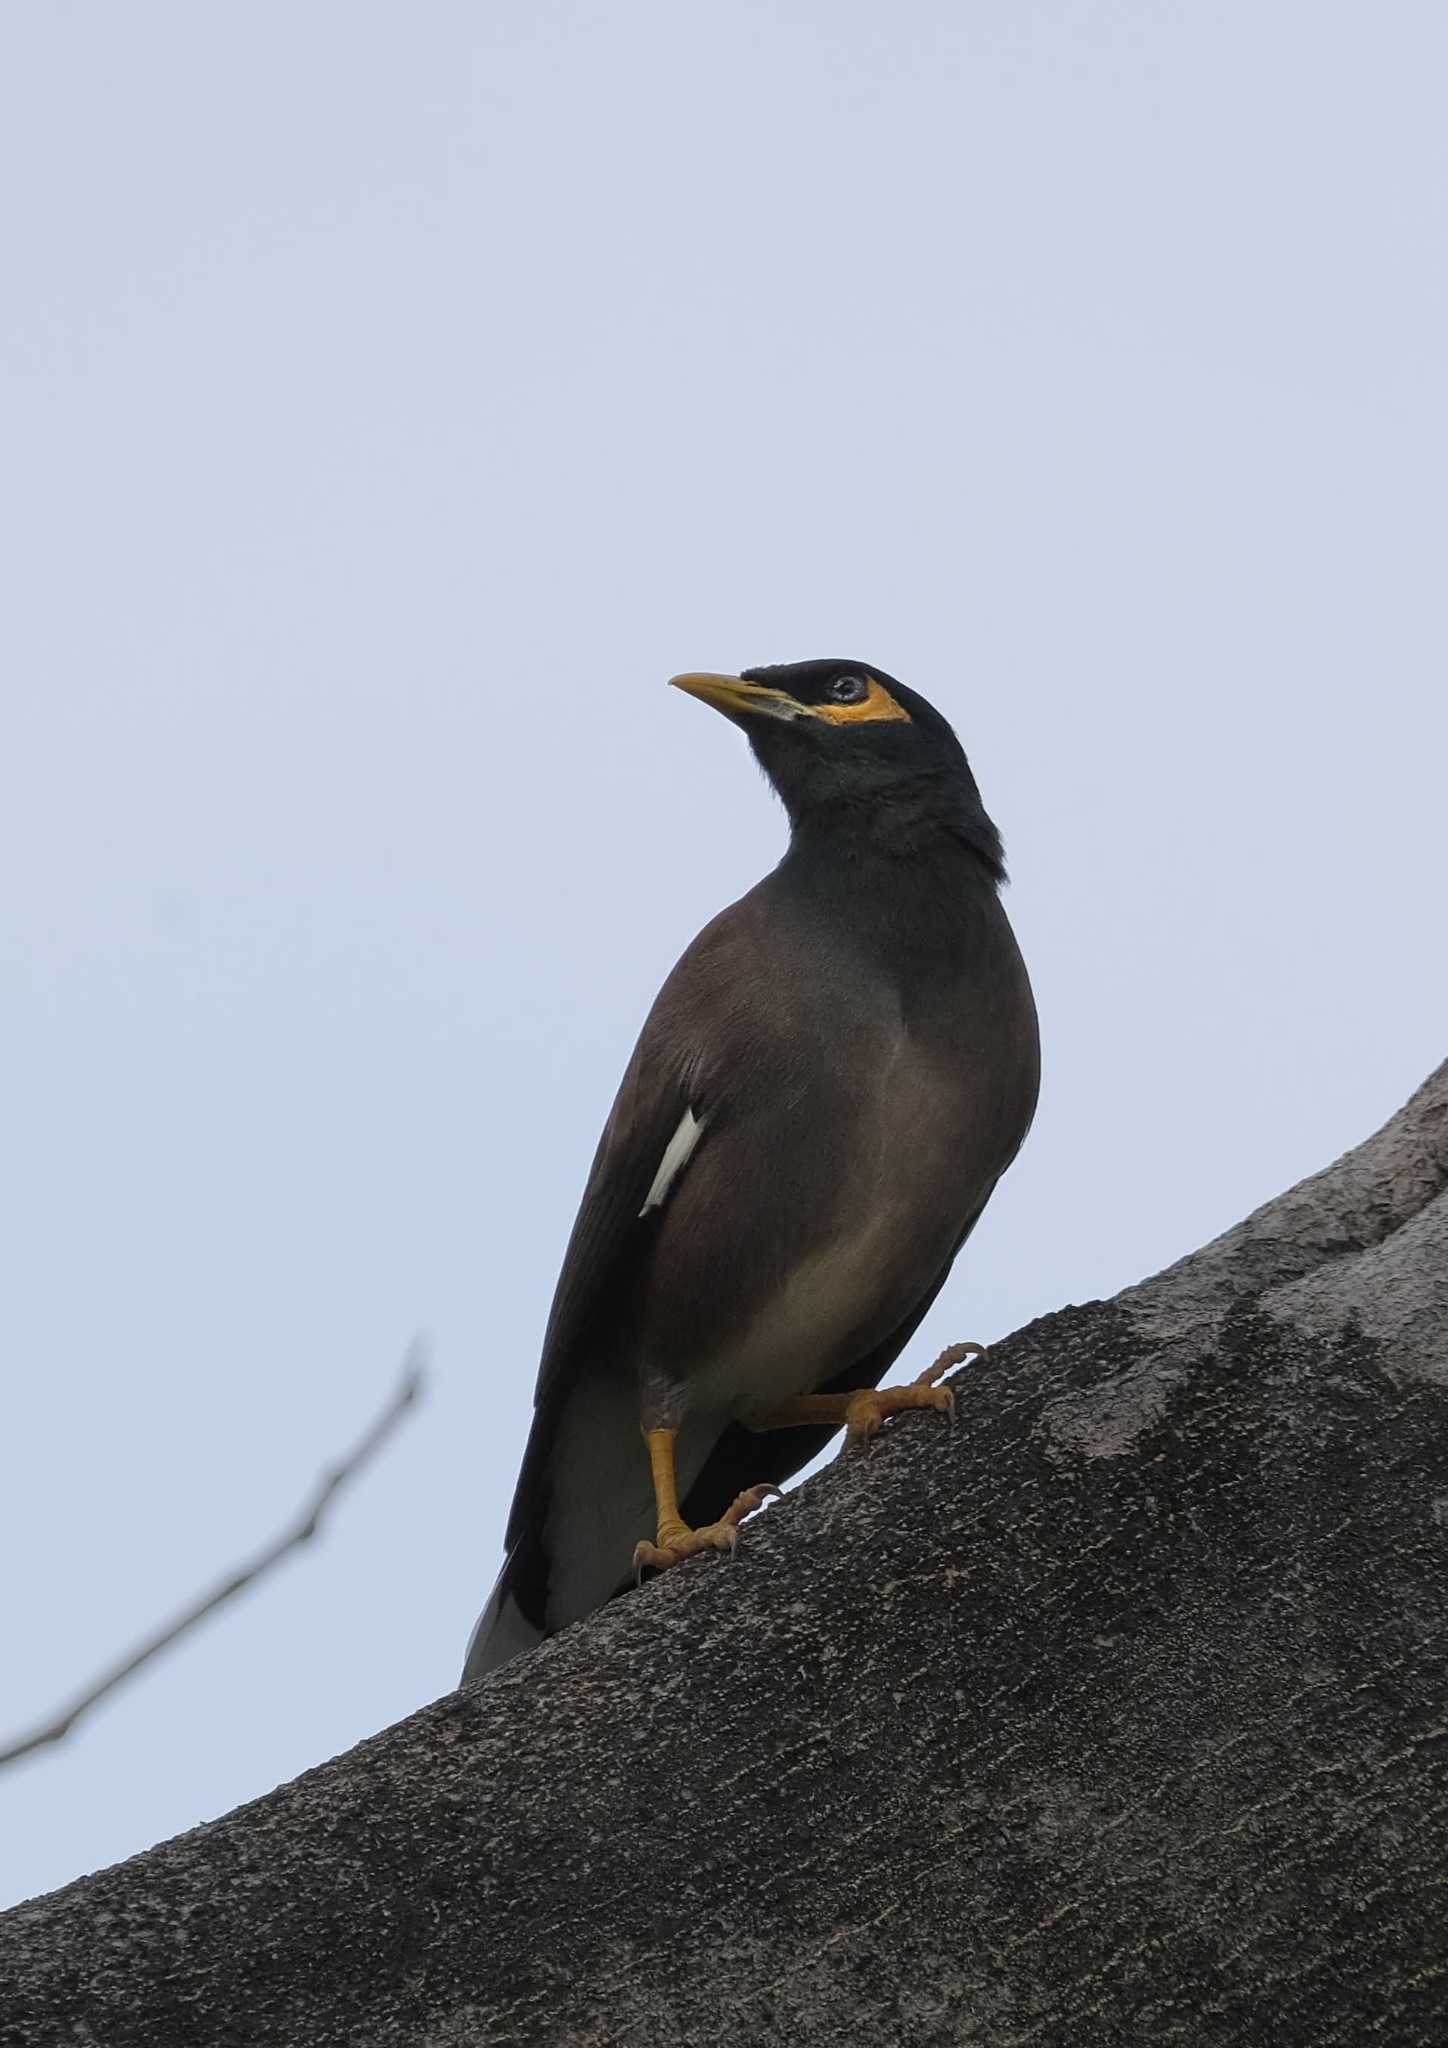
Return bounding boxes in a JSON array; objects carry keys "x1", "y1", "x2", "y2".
[{"x1": 462, "y1": 660, "x2": 1039, "y2": 1681}]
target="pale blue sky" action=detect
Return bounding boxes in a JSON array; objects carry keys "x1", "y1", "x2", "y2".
[{"x1": 4, "y1": 1, "x2": 1446, "y2": 1907}]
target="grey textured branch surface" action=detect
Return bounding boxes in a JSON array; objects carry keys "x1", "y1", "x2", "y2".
[
  {"x1": 3, "y1": 1072, "x2": 1447, "y2": 2045},
  {"x1": 0, "y1": 1344, "x2": 425, "y2": 1773}
]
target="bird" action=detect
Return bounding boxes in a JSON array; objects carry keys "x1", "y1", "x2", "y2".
[{"x1": 462, "y1": 659, "x2": 1039, "y2": 1682}]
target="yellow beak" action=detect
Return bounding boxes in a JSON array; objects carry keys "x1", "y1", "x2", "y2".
[{"x1": 668, "y1": 672, "x2": 814, "y2": 724}]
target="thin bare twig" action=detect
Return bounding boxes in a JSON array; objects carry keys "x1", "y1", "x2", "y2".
[{"x1": 0, "y1": 1341, "x2": 427, "y2": 1772}]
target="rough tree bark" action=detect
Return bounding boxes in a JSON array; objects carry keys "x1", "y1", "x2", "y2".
[{"x1": 3, "y1": 1063, "x2": 1446, "y2": 2047}]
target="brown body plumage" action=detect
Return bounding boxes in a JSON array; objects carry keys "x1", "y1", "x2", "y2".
[{"x1": 463, "y1": 660, "x2": 1038, "y2": 1680}]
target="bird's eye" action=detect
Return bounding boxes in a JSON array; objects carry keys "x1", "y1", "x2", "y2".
[{"x1": 828, "y1": 674, "x2": 869, "y2": 704}]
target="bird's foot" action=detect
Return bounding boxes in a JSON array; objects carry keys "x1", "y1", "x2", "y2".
[
  {"x1": 633, "y1": 1483, "x2": 781, "y2": 1581},
  {"x1": 843, "y1": 1341, "x2": 988, "y2": 1449}
]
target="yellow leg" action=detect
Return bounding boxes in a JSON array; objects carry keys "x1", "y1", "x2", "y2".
[
  {"x1": 632, "y1": 1427, "x2": 780, "y2": 1580},
  {"x1": 755, "y1": 1343, "x2": 986, "y2": 1449}
]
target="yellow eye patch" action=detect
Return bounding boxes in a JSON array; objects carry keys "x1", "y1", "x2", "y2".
[{"x1": 815, "y1": 675, "x2": 912, "y2": 726}]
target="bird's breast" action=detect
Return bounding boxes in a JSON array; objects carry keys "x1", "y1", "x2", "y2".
[{"x1": 644, "y1": 1020, "x2": 998, "y2": 1423}]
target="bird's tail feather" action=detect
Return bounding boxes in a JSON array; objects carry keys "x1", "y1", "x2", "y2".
[{"x1": 460, "y1": 1550, "x2": 544, "y2": 1685}]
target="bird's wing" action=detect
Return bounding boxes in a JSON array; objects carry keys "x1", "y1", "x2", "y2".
[{"x1": 502, "y1": 1027, "x2": 709, "y2": 1553}]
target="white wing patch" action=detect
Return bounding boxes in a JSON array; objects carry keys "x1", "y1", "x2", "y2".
[{"x1": 639, "y1": 1106, "x2": 706, "y2": 1217}]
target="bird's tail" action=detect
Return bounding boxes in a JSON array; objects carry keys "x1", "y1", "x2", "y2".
[{"x1": 460, "y1": 1548, "x2": 544, "y2": 1686}]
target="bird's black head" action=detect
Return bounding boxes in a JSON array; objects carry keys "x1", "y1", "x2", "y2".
[{"x1": 670, "y1": 658, "x2": 1006, "y2": 882}]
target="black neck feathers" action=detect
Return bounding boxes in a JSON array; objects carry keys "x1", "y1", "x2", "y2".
[{"x1": 779, "y1": 773, "x2": 1008, "y2": 889}]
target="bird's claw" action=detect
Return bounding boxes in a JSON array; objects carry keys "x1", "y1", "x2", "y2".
[
  {"x1": 633, "y1": 1482, "x2": 782, "y2": 1581},
  {"x1": 841, "y1": 1346, "x2": 987, "y2": 1450},
  {"x1": 923, "y1": 1340, "x2": 987, "y2": 1387}
]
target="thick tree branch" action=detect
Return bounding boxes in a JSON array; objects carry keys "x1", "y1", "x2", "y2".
[
  {"x1": 0, "y1": 1344, "x2": 426, "y2": 1772},
  {"x1": 2, "y1": 1070, "x2": 1446, "y2": 2045}
]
